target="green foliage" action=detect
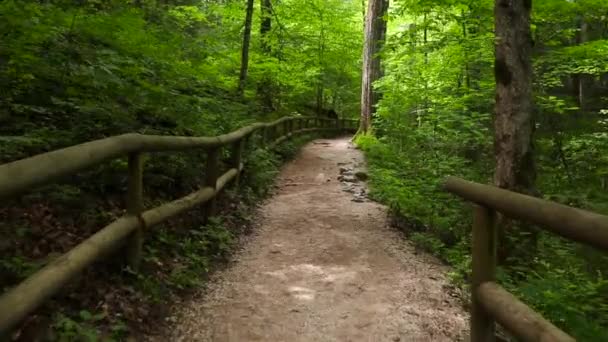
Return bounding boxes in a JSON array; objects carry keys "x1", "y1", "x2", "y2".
[
  {"x1": 242, "y1": 148, "x2": 282, "y2": 197},
  {"x1": 0, "y1": 255, "x2": 44, "y2": 280},
  {"x1": 361, "y1": 0, "x2": 608, "y2": 337},
  {"x1": 3, "y1": 0, "x2": 607, "y2": 338},
  {"x1": 53, "y1": 310, "x2": 127, "y2": 342},
  {"x1": 0, "y1": 0, "x2": 359, "y2": 338}
]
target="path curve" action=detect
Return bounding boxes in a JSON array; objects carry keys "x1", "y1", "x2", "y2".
[{"x1": 156, "y1": 138, "x2": 467, "y2": 341}]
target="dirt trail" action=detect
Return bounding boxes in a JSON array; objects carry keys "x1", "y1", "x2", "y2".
[{"x1": 155, "y1": 138, "x2": 468, "y2": 341}]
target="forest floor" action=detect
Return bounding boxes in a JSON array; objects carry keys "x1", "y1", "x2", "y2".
[{"x1": 146, "y1": 137, "x2": 468, "y2": 341}]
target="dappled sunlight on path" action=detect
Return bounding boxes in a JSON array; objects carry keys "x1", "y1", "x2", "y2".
[{"x1": 150, "y1": 138, "x2": 468, "y2": 341}]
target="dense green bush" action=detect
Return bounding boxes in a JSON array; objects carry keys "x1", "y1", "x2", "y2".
[
  {"x1": 359, "y1": 0, "x2": 608, "y2": 338},
  {"x1": 358, "y1": 133, "x2": 608, "y2": 339}
]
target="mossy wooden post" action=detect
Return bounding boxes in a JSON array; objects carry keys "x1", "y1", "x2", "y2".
[
  {"x1": 204, "y1": 147, "x2": 220, "y2": 222},
  {"x1": 471, "y1": 205, "x2": 497, "y2": 342},
  {"x1": 127, "y1": 152, "x2": 144, "y2": 271},
  {"x1": 230, "y1": 138, "x2": 244, "y2": 187}
]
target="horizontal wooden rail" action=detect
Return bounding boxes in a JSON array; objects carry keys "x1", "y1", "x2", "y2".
[
  {"x1": 477, "y1": 282, "x2": 575, "y2": 342},
  {"x1": 0, "y1": 117, "x2": 354, "y2": 200},
  {"x1": 443, "y1": 176, "x2": 605, "y2": 341},
  {"x1": 0, "y1": 168, "x2": 238, "y2": 334},
  {"x1": 0, "y1": 115, "x2": 358, "y2": 335},
  {"x1": 444, "y1": 176, "x2": 608, "y2": 251}
]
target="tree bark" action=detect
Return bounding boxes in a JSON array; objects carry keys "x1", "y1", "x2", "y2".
[
  {"x1": 359, "y1": 0, "x2": 389, "y2": 134},
  {"x1": 574, "y1": 15, "x2": 588, "y2": 113},
  {"x1": 259, "y1": 0, "x2": 273, "y2": 111},
  {"x1": 237, "y1": 0, "x2": 255, "y2": 97},
  {"x1": 316, "y1": 10, "x2": 326, "y2": 116},
  {"x1": 493, "y1": 0, "x2": 536, "y2": 262}
]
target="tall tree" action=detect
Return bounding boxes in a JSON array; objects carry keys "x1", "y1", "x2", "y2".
[
  {"x1": 494, "y1": 0, "x2": 535, "y2": 192},
  {"x1": 313, "y1": 3, "x2": 326, "y2": 115},
  {"x1": 493, "y1": 0, "x2": 536, "y2": 261},
  {"x1": 574, "y1": 13, "x2": 588, "y2": 112},
  {"x1": 359, "y1": 0, "x2": 389, "y2": 134},
  {"x1": 237, "y1": 0, "x2": 255, "y2": 97},
  {"x1": 259, "y1": 0, "x2": 274, "y2": 110}
]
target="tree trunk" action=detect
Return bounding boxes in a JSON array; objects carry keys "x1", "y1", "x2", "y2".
[
  {"x1": 359, "y1": 0, "x2": 389, "y2": 134},
  {"x1": 260, "y1": 0, "x2": 271, "y2": 54},
  {"x1": 237, "y1": 0, "x2": 255, "y2": 97},
  {"x1": 575, "y1": 15, "x2": 588, "y2": 113},
  {"x1": 316, "y1": 10, "x2": 326, "y2": 116},
  {"x1": 461, "y1": 9, "x2": 471, "y2": 89},
  {"x1": 493, "y1": 0, "x2": 536, "y2": 263},
  {"x1": 259, "y1": 0, "x2": 273, "y2": 111}
]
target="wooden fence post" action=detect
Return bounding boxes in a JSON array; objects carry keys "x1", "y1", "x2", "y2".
[
  {"x1": 126, "y1": 152, "x2": 144, "y2": 271},
  {"x1": 230, "y1": 138, "x2": 244, "y2": 187},
  {"x1": 204, "y1": 147, "x2": 220, "y2": 222},
  {"x1": 471, "y1": 205, "x2": 497, "y2": 342}
]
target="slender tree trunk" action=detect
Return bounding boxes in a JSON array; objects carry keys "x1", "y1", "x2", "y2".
[
  {"x1": 260, "y1": 0, "x2": 271, "y2": 54},
  {"x1": 461, "y1": 9, "x2": 471, "y2": 89},
  {"x1": 493, "y1": 0, "x2": 536, "y2": 262},
  {"x1": 423, "y1": 12, "x2": 429, "y2": 115},
  {"x1": 316, "y1": 11, "x2": 326, "y2": 116},
  {"x1": 259, "y1": 0, "x2": 273, "y2": 111},
  {"x1": 359, "y1": 0, "x2": 389, "y2": 134},
  {"x1": 361, "y1": 0, "x2": 366, "y2": 24},
  {"x1": 237, "y1": 0, "x2": 255, "y2": 97},
  {"x1": 575, "y1": 16, "x2": 588, "y2": 113}
]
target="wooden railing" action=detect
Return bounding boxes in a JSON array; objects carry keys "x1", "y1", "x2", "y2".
[
  {"x1": 445, "y1": 177, "x2": 608, "y2": 342},
  {"x1": 0, "y1": 116, "x2": 357, "y2": 335}
]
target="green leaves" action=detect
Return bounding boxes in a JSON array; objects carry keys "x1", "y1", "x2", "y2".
[{"x1": 366, "y1": 0, "x2": 608, "y2": 337}]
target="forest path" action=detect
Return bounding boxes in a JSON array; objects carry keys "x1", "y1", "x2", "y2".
[{"x1": 153, "y1": 137, "x2": 468, "y2": 341}]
